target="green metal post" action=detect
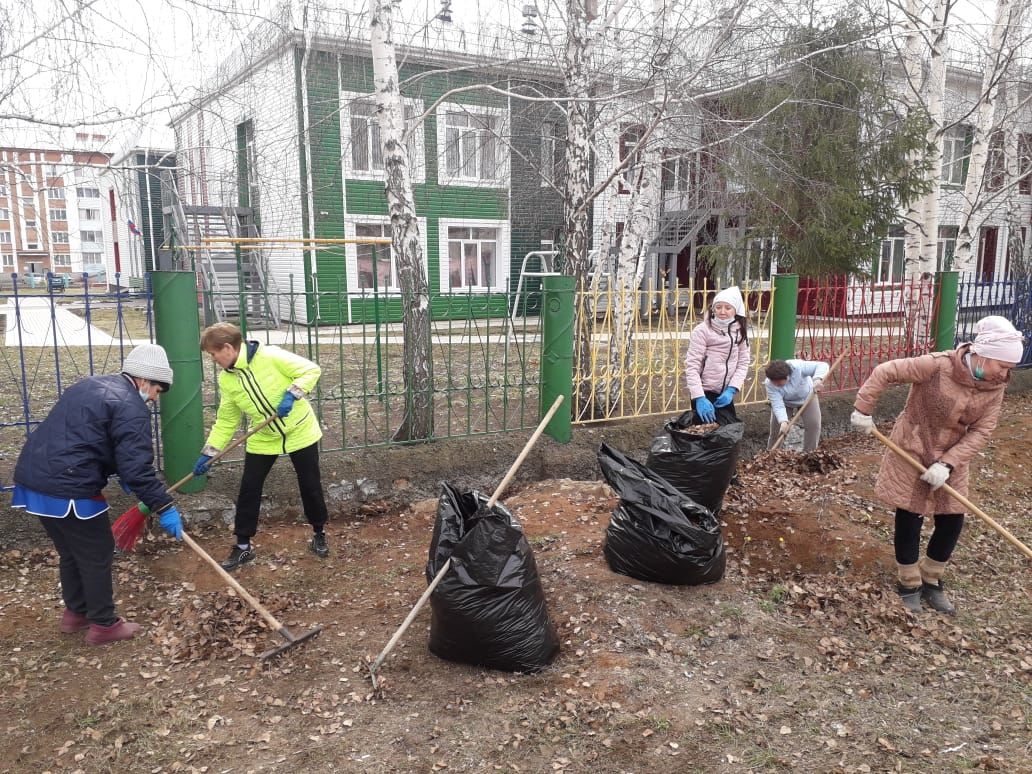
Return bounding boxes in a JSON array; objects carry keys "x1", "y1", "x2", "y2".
[
  {"x1": 770, "y1": 273, "x2": 799, "y2": 361},
  {"x1": 932, "y1": 270, "x2": 960, "y2": 351},
  {"x1": 152, "y1": 271, "x2": 207, "y2": 493},
  {"x1": 234, "y1": 243, "x2": 247, "y2": 338},
  {"x1": 540, "y1": 275, "x2": 574, "y2": 443}
]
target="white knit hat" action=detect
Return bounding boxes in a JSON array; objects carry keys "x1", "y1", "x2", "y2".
[
  {"x1": 122, "y1": 343, "x2": 174, "y2": 389},
  {"x1": 712, "y1": 286, "x2": 745, "y2": 317},
  {"x1": 971, "y1": 316, "x2": 1024, "y2": 364}
]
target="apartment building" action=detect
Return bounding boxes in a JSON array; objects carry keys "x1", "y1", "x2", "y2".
[{"x1": 0, "y1": 134, "x2": 112, "y2": 284}]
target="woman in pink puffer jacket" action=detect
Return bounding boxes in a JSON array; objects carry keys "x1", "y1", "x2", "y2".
[{"x1": 684, "y1": 286, "x2": 751, "y2": 425}]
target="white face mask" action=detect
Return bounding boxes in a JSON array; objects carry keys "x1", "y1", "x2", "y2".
[
  {"x1": 138, "y1": 389, "x2": 151, "y2": 403},
  {"x1": 710, "y1": 316, "x2": 734, "y2": 328}
]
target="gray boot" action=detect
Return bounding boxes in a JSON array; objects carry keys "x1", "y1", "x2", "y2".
[
  {"x1": 898, "y1": 584, "x2": 923, "y2": 613},
  {"x1": 921, "y1": 581, "x2": 956, "y2": 615}
]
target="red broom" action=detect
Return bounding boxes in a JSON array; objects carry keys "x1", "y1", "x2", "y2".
[{"x1": 112, "y1": 414, "x2": 279, "y2": 551}]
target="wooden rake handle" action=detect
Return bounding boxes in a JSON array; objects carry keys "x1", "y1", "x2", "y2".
[
  {"x1": 771, "y1": 352, "x2": 847, "y2": 451},
  {"x1": 871, "y1": 428, "x2": 1032, "y2": 561},
  {"x1": 369, "y1": 394, "x2": 566, "y2": 682},
  {"x1": 181, "y1": 532, "x2": 287, "y2": 632},
  {"x1": 164, "y1": 414, "x2": 280, "y2": 494}
]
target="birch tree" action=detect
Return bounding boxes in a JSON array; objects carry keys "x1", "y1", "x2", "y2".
[
  {"x1": 371, "y1": 0, "x2": 434, "y2": 442},
  {"x1": 953, "y1": 0, "x2": 1020, "y2": 270}
]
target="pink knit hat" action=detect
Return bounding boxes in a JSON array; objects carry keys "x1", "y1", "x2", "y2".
[{"x1": 971, "y1": 316, "x2": 1024, "y2": 364}]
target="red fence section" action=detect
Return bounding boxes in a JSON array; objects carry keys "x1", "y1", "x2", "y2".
[{"x1": 795, "y1": 276, "x2": 937, "y2": 393}]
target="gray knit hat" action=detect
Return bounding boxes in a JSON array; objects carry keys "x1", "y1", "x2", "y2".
[{"x1": 122, "y1": 343, "x2": 174, "y2": 390}]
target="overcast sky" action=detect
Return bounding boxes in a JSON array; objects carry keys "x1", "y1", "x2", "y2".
[{"x1": 0, "y1": 0, "x2": 1004, "y2": 153}]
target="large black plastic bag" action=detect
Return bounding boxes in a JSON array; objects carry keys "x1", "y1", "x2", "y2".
[
  {"x1": 426, "y1": 482, "x2": 560, "y2": 673},
  {"x1": 599, "y1": 443, "x2": 725, "y2": 585},
  {"x1": 645, "y1": 410, "x2": 744, "y2": 514}
]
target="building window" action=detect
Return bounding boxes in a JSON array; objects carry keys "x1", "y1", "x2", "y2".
[
  {"x1": 50, "y1": 208, "x2": 67, "y2": 220},
  {"x1": 54, "y1": 253, "x2": 72, "y2": 267},
  {"x1": 877, "y1": 228, "x2": 905, "y2": 283},
  {"x1": 0, "y1": 232, "x2": 11, "y2": 244},
  {"x1": 438, "y1": 103, "x2": 506, "y2": 185},
  {"x1": 447, "y1": 226, "x2": 499, "y2": 290},
  {"x1": 52, "y1": 232, "x2": 70, "y2": 244},
  {"x1": 45, "y1": 164, "x2": 60, "y2": 178},
  {"x1": 984, "y1": 131, "x2": 1004, "y2": 191},
  {"x1": 937, "y1": 225, "x2": 958, "y2": 272},
  {"x1": 0, "y1": 208, "x2": 8, "y2": 220},
  {"x1": 661, "y1": 151, "x2": 694, "y2": 193},
  {"x1": 80, "y1": 230, "x2": 102, "y2": 243},
  {"x1": 354, "y1": 223, "x2": 395, "y2": 290},
  {"x1": 540, "y1": 122, "x2": 557, "y2": 186},
  {"x1": 0, "y1": 184, "x2": 8, "y2": 196},
  {"x1": 26, "y1": 242, "x2": 39, "y2": 250},
  {"x1": 25, "y1": 219, "x2": 36, "y2": 228},
  {"x1": 82, "y1": 251, "x2": 103, "y2": 265},
  {"x1": 1020, "y1": 133, "x2": 1032, "y2": 195},
  {"x1": 76, "y1": 186, "x2": 101, "y2": 198},
  {"x1": 941, "y1": 125, "x2": 970, "y2": 186},
  {"x1": 343, "y1": 94, "x2": 423, "y2": 181},
  {"x1": 2, "y1": 253, "x2": 13, "y2": 268},
  {"x1": 79, "y1": 208, "x2": 100, "y2": 220},
  {"x1": 21, "y1": 197, "x2": 34, "y2": 210},
  {"x1": 48, "y1": 186, "x2": 65, "y2": 199}
]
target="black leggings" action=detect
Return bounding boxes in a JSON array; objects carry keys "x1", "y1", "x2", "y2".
[
  {"x1": 894, "y1": 508, "x2": 965, "y2": 565},
  {"x1": 234, "y1": 442, "x2": 328, "y2": 542}
]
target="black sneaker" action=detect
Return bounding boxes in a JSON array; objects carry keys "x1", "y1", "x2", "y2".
[
  {"x1": 309, "y1": 532, "x2": 329, "y2": 558},
  {"x1": 221, "y1": 545, "x2": 256, "y2": 571}
]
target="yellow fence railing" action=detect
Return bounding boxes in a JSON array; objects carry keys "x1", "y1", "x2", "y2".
[{"x1": 571, "y1": 280, "x2": 773, "y2": 424}]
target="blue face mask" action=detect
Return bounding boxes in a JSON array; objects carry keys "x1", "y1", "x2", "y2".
[
  {"x1": 138, "y1": 388, "x2": 151, "y2": 402},
  {"x1": 972, "y1": 362, "x2": 985, "y2": 380}
]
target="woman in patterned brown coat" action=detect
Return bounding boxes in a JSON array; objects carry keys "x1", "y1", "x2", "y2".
[{"x1": 849, "y1": 316, "x2": 1024, "y2": 614}]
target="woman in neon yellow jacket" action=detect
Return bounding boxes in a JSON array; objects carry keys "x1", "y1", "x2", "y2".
[{"x1": 194, "y1": 323, "x2": 330, "y2": 571}]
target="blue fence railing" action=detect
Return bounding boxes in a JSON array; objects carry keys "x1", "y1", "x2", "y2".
[{"x1": 955, "y1": 273, "x2": 1032, "y2": 367}]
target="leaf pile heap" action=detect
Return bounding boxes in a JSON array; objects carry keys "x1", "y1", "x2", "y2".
[{"x1": 151, "y1": 590, "x2": 298, "y2": 662}]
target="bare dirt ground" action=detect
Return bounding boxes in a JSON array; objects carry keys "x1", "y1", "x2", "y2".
[{"x1": 1, "y1": 394, "x2": 1030, "y2": 773}]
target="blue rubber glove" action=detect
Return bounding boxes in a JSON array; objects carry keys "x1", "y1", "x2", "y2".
[
  {"x1": 277, "y1": 392, "x2": 297, "y2": 418},
  {"x1": 193, "y1": 454, "x2": 213, "y2": 476},
  {"x1": 713, "y1": 386, "x2": 738, "y2": 408},
  {"x1": 158, "y1": 506, "x2": 183, "y2": 540},
  {"x1": 694, "y1": 396, "x2": 717, "y2": 423}
]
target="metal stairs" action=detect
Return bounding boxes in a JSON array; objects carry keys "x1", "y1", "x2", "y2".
[{"x1": 161, "y1": 173, "x2": 278, "y2": 329}]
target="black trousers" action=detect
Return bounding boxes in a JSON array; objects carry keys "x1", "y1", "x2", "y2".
[
  {"x1": 234, "y1": 441, "x2": 328, "y2": 542},
  {"x1": 894, "y1": 508, "x2": 965, "y2": 565},
  {"x1": 39, "y1": 514, "x2": 117, "y2": 626}
]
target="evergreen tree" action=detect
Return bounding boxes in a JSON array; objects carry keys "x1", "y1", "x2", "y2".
[{"x1": 723, "y1": 19, "x2": 932, "y2": 278}]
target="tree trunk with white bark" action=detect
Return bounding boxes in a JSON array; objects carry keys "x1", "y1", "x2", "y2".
[{"x1": 371, "y1": 0, "x2": 434, "y2": 441}]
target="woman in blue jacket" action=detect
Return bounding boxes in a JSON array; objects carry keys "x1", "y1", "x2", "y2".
[
  {"x1": 11, "y1": 344, "x2": 183, "y2": 646},
  {"x1": 763, "y1": 359, "x2": 830, "y2": 452}
]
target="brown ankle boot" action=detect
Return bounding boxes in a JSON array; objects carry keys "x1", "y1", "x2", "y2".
[
  {"x1": 86, "y1": 617, "x2": 141, "y2": 645},
  {"x1": 898, "y1": 585, "x2": 923, "y2": 613}
]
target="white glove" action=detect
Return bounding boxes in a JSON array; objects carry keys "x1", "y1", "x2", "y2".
[
  {"x1": 920, "y1": 462, "x2": 951, "y2": 490},
  {"x1": 812, "y1": 378, "x2": 824, "y2": 393},
  {"x1": 779, "y1": 421, "x2": 789, "y2": 434},
  {"x1": 850, "y1": 410, "x2": 874, "y2": 435}
]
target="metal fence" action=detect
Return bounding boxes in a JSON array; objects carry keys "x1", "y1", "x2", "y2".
[{"x1": 955, "y1": 273, "x2": 1032, "y2": 366}]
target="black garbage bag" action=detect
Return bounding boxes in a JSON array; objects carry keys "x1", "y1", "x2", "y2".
[
  {"x1": 645, "y1": 410, "x2": 744, "y2": 514},
  {"x1": 426, "y1": 482, "x2": 559, "y2": 673},
  {"x1": 598, "y1": 443, "x2": 725, "y2": 585}
]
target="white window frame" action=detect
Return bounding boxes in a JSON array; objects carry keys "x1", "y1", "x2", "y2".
[
  {"x1": 340, "y1": 91, "x2": 425, "y2": 184},
  {"x1": 2, "y1": 253, "x2": 13, "y2": 268},
  {"x1": 0, "y1": 208, "x2": 9, "y2": 220},
  {"x1": 540, "y1": 121, "x2": 557, "y2": 187},
  {"x1": 79, "y1": 208, "x2": 100, "y2": 221},
  {"x1": 343, "y1": 215, "x2": 428, "y2": 294},
  {"x1": 877, "y1": 233, "x2": 905, "y2": 284},
  {"x1": 45, "y1": 164, "x2": 61, "y2": 178},
  {"x1": 76, "y1": 186, "x2": 101, "y2": 198},
  {"x1": 436, "y1": 102, "x2": 508, "y2": 188},
  {"x1": 24, "y1": 219, "x2": 36, "y2": 228},
  {"x1": 438, "y1": 218, "x2": 509, "y2": 292},
  {"x1": 53, "y1": 252, "x2": 72, "y2": 267},
  {"x1": 0, "y1": 232, "x2": 11, "y2": 244},
  {"x1": 49, "y1": 208, "x2": 67, "y2": 220},
  {"x1": 48, "y1": 186, "x2": 65, "y2": 199},
  {"x1": 941, "y1": 125, "x2": 969, "y2": 187},
  {"x1": 937, "y1": 225, "x2": 958, "y2": 272},
  {"x1": 0, "y1": 184, "x2": 8, "y2": 196},
  {"x1": 80, "y1": 230, "x2": 102, "y2": 243},
  {"x1": 52, "y1": 231, "x2": 70, "y2": 244}
]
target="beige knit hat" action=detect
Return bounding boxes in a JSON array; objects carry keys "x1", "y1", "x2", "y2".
[{"x1": 122, "y1": 344, "x2": 174, "y2": 389}]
